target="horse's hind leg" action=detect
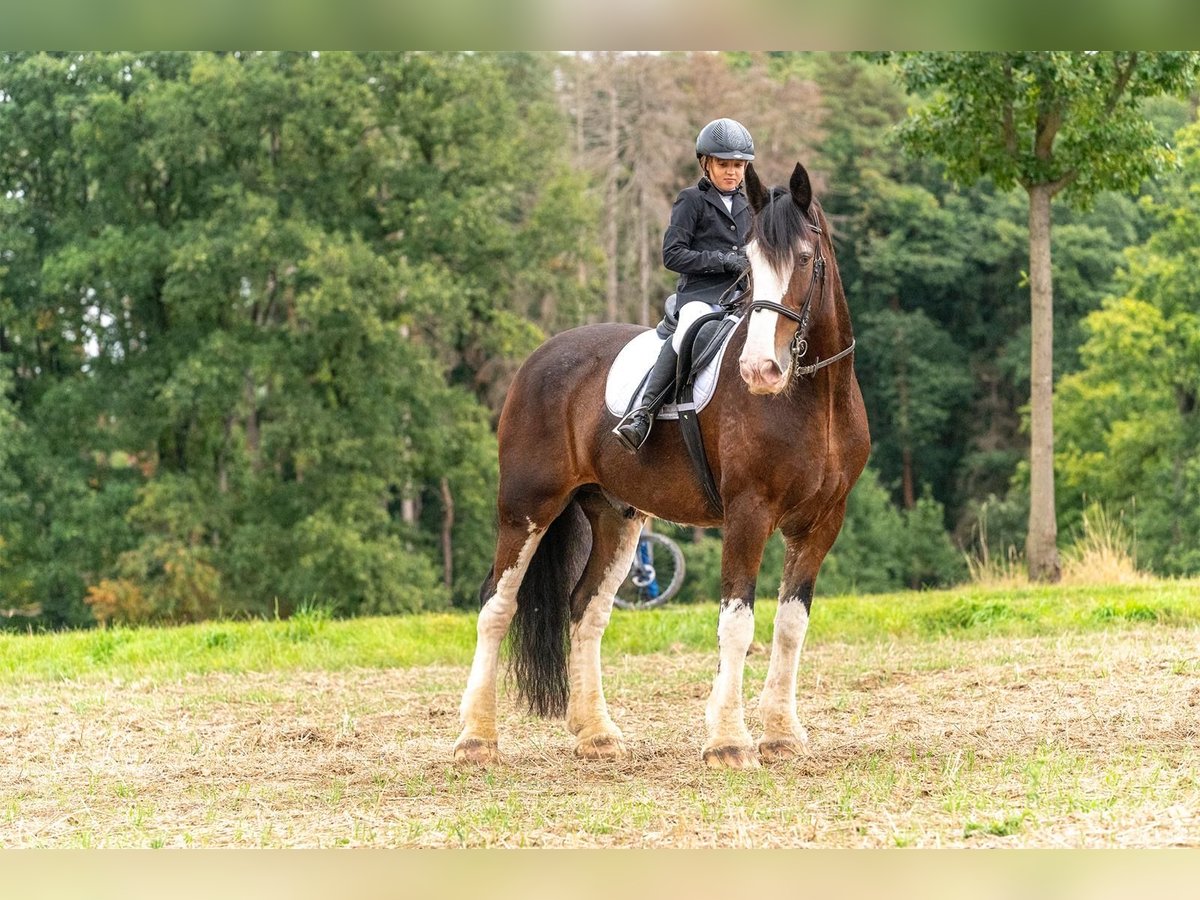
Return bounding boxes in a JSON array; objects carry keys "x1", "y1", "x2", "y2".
[
  {"x1": 566, "y1": 492, "x2": 643, "y2": 760},
  {"x1": 454, "y1": 519, "x2": 547, "y2": 765},
  {"x1": 757, "y1": 501, "x2": 846, "y2": 763}
]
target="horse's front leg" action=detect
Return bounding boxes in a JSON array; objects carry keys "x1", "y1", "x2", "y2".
[
  {"x1": 703, "y1": 505, "x2": 773, "y2": 770},
  {"x1": 757, "y1": 504, "x2": 845, "y2": 763}
]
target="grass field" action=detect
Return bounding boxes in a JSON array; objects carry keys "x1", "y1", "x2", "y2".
[{"x1": 2, "y1": 580, "x2": 1199, "y2": 848}]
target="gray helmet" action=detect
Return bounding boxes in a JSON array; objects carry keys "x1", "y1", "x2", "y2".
[{"x1": 695, "y1": 118, "x2": 755, "y2": 161}]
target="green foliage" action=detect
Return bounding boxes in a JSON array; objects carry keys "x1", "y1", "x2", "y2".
[
  {"x1": 0, "y1": 52, "x2": 587, "y2": 625},
  {"x1": 4, "y1": 50, "x2": 1200, "y2": 625},
  {"x1": 873, "y1": 51, "x2": 1200, "y2": 579},
  {"x1": 1056, "y1": 119, "x2": 1200, "y2": 575},
  {"x1": 856, "y1": 309, "x2": 973, "y2": 508},
  {"x1": 959, "y1": 491, "x2": 1030, "y2": 569},
  {"x1": 818, "y1": 467, "x2": 907, "y2": 595},
  {"x1": 283, "y1": 511, "x2": 447, "y2": 615},
  {"x1": 813, "y1": 468, "x2": 965, "y2": 597},
  {"x1": 882, "y1": 52, "x2": 1200, "y2": 204},
  {"x1": 675, "y1": 535, "x2": 723, "y2": 606},
  {"x1": 810, "y1": 55, "x2": 1132, "y2": 523},
  {"x1": 0, "y1": 360, "x2": 32, "y2": 615},
  {"x1": 902, "y1": 487, "x2": 970, "y2": 589}
]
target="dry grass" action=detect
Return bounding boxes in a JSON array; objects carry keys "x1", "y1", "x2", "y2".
[
  {"x1": 968, "y1": 505, "x2": 1148, "y2": 589},
  {"x1": 965, "y1": 545, "x2": 1028, "y2": 589},
  {"x1": 3, "y1": 626, "x2": 1199, "y2": 848},
  {"x1": 1060, "y1": 506, "x2": 1148, "y2": 586}
]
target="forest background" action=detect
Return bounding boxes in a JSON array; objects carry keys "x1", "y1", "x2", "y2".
[{"x1": 1, "y1": 50, "x2": 1198, "y2": 629}]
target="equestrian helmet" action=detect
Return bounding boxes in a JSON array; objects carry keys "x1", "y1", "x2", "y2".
[{"x1": 695, "y1": 118, "x2": 755, "y2": 161}]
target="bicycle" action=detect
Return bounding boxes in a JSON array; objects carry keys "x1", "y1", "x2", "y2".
[{"x1": 613, "y1": 528, "x2": 686, "y2": 610}]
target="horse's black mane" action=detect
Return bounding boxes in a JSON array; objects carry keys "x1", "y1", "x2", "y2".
[{"x1": 752, "y1": 185, "x2": 816, "y2": 270}]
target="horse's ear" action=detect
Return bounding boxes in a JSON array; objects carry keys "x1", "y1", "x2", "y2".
[
  {"x1": 789, "y1": 163, "x2": 813, "y2": 214},
  {"x1": 745, "y1": 163, "x2": 769, "y2": 214}
]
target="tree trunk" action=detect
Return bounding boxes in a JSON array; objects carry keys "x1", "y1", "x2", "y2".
[
  {"x1": 900, "y1": 446, "x2": 915, "y2": 511},
  {"x1": 440, "y1": 476, "x2": 455, "y2": 591},
  {"x1": 1172, "y1": 385, "x2": 1197, "y2": 554},
  {"x1": 604, "y1": 60, "x2": 619, "y2": 322},
  {"x1": 1025, "y1": 184, "x2": 1061, "y2": 582},
  {"x1": 401, "y1": 483, "x2": 417, "y2": 526},
  {"x1": 890, "y1": 296, "x2": 915, "y2": 510},
  {"x1": 637, "y1": 182, "x2": 651, "y2": 326},
  {"x1": 244, "y1": 370, "x2": 261, "y2": 472},
  {"x1": 573, "y1": 60, "x2": 591, "y2": 309}
]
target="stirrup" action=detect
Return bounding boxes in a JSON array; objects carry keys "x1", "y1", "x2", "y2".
[{"x1": 612, "y1": 407, "x2": 653, "y2": 452}]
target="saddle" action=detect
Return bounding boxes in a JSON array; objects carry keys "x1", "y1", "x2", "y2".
[
  {"x1": 605, "y1": 301, "x2": 740, "y2": 516},
  {"x1": 604, "y1": 298, "x2": 741, "y2": 423}
]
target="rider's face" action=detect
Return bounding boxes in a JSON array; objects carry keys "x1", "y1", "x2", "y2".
[{"x1": 704, "y1": 156, "x2": 747, "y2": 192}]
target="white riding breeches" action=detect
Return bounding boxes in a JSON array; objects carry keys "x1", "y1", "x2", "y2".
[{"x1": 672, "y1": 300, "x2": 723, "y2": 353}]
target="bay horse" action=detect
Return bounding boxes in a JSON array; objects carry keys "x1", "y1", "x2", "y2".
[{"x1": 454, "y1": 162, "x2": 870, "y2": 769}]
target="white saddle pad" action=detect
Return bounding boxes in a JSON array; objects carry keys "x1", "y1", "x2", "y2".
[{"x1": 604, "y1": 316, "x2": 742, "y2": 421}]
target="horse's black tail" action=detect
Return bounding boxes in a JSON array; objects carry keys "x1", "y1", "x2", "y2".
[{"x1": 507, "y1": 497, "x2": 591, "y2": 718}]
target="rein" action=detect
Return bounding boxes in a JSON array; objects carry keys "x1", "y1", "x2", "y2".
[{"x1": 744, "y1": 223, "x2": 855, "y2": 377}]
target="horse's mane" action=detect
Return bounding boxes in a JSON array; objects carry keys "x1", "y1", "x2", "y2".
[{"x1": 751, "y1": 186, "x2": 810, "y2": 272}]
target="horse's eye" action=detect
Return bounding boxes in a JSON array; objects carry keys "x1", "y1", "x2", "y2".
[{"x1": 797, "y1": 252, "x2": 813, "y2": 267}]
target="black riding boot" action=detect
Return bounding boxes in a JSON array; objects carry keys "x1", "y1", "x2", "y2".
[{"x1": 612, "y1": 340, "x2": 679, "y2": 452}]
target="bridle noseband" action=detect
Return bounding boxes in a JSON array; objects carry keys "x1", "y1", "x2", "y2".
[{"x1": 744, "y1": 218, "x2": 856, "y2": 376}]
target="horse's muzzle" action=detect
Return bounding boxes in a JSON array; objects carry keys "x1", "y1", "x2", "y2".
[{"x1": 739, "y1": 355, "x2": 787, "y2": 394}]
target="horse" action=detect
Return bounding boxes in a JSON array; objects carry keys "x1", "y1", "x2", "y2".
[{"x1": 453, "y1": 161, "x2": 870, "y2": 769}]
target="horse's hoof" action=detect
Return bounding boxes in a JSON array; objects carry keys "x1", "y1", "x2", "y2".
[
  {"x1": 574, "y1": 733, "x2": 628, "y2": 760},
  {"x1": 702, "y1": 744, "x2": 761, "y2": 770},
  {"x1": 453, "y1": 737, "x2": 500, "y2": 766},
  {"x1": 758, "y1": 738, "x2": 808, "y2": 763}
]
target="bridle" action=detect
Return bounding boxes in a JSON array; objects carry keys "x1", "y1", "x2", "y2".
[{"x1": 743, "y1": 217, "x2": 856, "y2": 377}]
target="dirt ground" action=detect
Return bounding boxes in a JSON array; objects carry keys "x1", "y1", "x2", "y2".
[{"x1": 2, "y1": 625, "x2": 1198, "y2": 848}]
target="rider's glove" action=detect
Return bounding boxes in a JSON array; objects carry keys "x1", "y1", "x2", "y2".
[{"x1": 722, "y1": 252, "x2": 749, "y2": 274}]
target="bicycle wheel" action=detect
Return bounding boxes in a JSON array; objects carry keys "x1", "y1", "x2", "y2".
[{"x1": 614, "y1": 532, "x2": 686, "y2": 610}]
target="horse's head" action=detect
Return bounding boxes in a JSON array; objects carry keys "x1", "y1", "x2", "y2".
[{"x1": 738, "y1": 162, "x2": 826, "y2": 395}]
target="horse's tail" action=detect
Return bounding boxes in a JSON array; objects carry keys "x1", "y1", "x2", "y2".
[{"x1": 508, "y1": 497, "x2": 591, "y2": 718}]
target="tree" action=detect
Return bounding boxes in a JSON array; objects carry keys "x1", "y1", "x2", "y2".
[
  {"x1": 0, "y1": 51, "x2": 591, "y2": 625},
  {"x1": 857, "y1": 308, "x2": 971, "y2": 510},
  {"x1": 1057, "y1": 119, "x2": 1200, "y2": 574},
  {"x1": 879, "y1": 51, "x2": 1200, "y2": 581},
  {"x1": 560, "y1": 52, "x2": 823, "y2": 326}
]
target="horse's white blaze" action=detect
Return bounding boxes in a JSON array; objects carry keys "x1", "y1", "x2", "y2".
[
  {"x1": 566, "y1": 521, "x2": 642, "y2": 741},
  {"x1": 705, "y1": 600, "x2": 756, "y2": 747},
  {"x1": 740, "y1": 241, "x2": 793, "y2": 377},
  {"x1": 759, "y1": 599, "x2": 810, "y2": 744},
  {"x1": 458, "y1": 528, "x2": 544, "y2": 736}
]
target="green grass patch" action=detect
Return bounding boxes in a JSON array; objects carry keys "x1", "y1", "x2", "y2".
[
  {"x1": 1088, "y1": 599, "x2": 1170, "y2": 624},
  {"x1": 0, "y1": 579, "x2": 1197, "y2": 685},
  {"x1": 964, "y1": 813, "x2": 1026, "y2": 839}
]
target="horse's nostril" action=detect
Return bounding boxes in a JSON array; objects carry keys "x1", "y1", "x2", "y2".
[
  {"x1": 739, "y1": 356, "x2": 784, "y2": 392},
  {"x1": 757, "y1": 359, "x2": 782, "y2": 382}
]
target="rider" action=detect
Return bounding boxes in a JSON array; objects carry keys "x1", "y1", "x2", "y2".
[{"x1": 612, "y1": 117, "x2": 754, "y2": 453}]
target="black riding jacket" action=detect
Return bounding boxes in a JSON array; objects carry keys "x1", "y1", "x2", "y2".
[{"x1": 662, "y1": 177, "x2": 752, "y2": 307}]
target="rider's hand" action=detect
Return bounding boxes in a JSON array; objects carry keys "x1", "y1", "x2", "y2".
[{"x1": 722, "y1": 252, "x2": 749, "y2": 274}]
